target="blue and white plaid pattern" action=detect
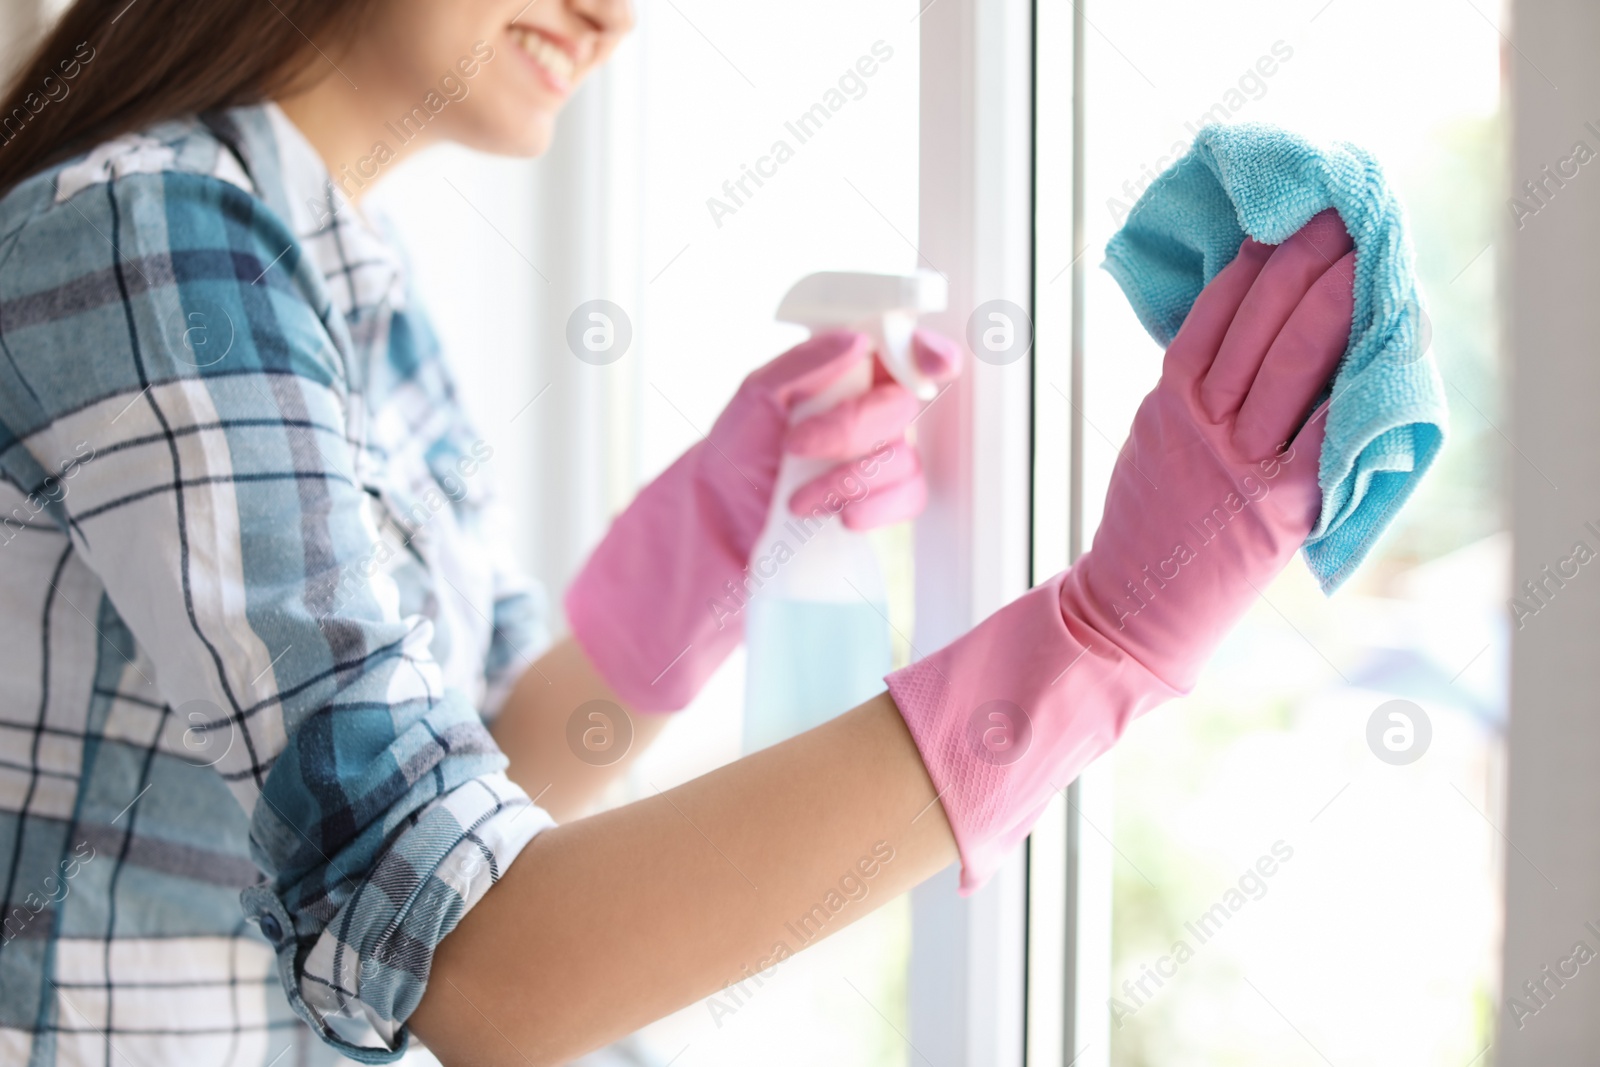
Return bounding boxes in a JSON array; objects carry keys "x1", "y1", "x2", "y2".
[{"x1": 0, "y1": 104, "x2": 553, "y2": 1065}]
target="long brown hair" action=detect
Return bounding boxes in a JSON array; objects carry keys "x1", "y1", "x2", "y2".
[{"x1": 0, "y1": 0, "x2": 378, "y2": 196}]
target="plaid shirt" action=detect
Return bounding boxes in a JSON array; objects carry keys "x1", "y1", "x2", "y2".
[{"x1": 0, "y1": 103, "x2": 553, "y2": 1065}]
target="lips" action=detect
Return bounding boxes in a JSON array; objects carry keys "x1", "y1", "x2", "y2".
[{"x1": 509, "y1": 25, "x2": 576, "y2": 90}]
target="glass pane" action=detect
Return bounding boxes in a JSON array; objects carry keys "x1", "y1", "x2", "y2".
[
  {"x1": 617, "y1": 3, "x2": 924, "y2": 1065},
  {"x1": 1074, "y1": 2, "x2": 1506, "y2": 1063}
]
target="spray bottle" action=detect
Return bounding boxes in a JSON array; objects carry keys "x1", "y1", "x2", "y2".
[{"x1": 742, "y1": 270, "x2": 948, "y2": 753}]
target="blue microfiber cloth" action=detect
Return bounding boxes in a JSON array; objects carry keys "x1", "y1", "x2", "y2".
[{"x1": 1103, "y1": 122, "x2": 1447, "y2": 594}]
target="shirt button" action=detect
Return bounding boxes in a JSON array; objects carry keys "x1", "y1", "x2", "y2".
[{"x1": 259, "y1": 914, "x2": 283, "y2": 943}]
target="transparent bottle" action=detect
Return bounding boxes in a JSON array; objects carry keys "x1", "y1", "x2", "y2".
[{"x1": 742, "y1": 272, "x2": 946, "y2": 753}]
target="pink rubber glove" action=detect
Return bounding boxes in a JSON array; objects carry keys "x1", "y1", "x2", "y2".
[
  {"x1": 567, "y1": 328, "x2": 963, "y2": 711},
  {"x1": 889, "y1": 210, "x2": 1355, "y2": 892}
]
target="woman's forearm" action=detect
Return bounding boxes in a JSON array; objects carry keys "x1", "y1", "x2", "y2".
[
  {"x1": 489, "y1": 635, "x2": 671, "y2": 822},
  {"x1": 412, "y1": 691, "x2": 958, "y2": 1065}
]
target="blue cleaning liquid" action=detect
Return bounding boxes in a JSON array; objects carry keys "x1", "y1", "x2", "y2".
[{"x1": 743, "y1": 596, "x2": 894, "y2": 753}]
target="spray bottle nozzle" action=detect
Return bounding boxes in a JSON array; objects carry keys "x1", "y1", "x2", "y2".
[{"x1": 775, "y1": 271, "x2": 949, "y2": 400}]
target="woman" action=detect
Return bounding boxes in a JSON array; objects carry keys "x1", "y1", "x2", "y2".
[{"x1": 0, "y1": 0, "x2": 1356, "y2": 1063}]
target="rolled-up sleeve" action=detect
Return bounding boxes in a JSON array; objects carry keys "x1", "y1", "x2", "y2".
[{"x1": 5, "y1": 171, "x2": 550, "y2": 1060}]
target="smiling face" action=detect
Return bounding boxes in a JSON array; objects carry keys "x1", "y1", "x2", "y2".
[{"x1": 328, "y1": 0, "x2": 634, "y2": 157}]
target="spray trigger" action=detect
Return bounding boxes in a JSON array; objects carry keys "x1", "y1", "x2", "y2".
[{"x1": 775, "y1": 270, "x2": 948, "y2": 401}]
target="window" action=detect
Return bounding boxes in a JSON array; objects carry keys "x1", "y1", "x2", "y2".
[
  {"x1": 379, "y1": 0, "x2": 1515, "y2": 1061},
  {"x1": 1065, "y1": 1, "x2": 1506, "y2": 1064}
]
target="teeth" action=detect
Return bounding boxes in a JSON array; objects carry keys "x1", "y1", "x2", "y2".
[{"x1": 511, "y1": 27, "x2": 575, "y2": 84}]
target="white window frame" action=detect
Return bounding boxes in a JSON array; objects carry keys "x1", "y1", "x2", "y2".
[
  {"x1": 1025, "y1": 3, "x2": 1117, "y2": 1066},
  {"x1": 903, "y1": 0, "x2": 1035, "y2": 1060}
]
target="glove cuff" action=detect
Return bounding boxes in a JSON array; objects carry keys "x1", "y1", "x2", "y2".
[
  {"x1": 885, "y1": 569, "x2": 1179, "y2": 893},
  {"x1": 566, "y1": 445, "x2": 750, "y2": 712}
]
